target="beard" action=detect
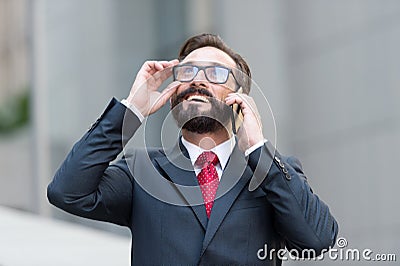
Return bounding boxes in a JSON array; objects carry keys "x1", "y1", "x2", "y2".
[{"x1": 171, "y1": 87, "x2": 232, "y2": 134}]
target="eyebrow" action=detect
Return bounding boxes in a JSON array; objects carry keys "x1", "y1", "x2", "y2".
[{"x1": 181, "y1": 61, "x2": 225, "y2": 67}]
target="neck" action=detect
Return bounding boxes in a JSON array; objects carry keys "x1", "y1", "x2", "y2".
[{"x1": 182, "y1": 127, "x2": 232, "y2": 150}]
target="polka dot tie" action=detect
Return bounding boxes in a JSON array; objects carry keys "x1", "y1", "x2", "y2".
[{"x1": 195, "y1": 151, "x2": 220, "y2": 219}]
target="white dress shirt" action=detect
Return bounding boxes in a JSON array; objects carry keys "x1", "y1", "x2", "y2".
[{"x1": 181, "y1": 136, "x2": 236, "y2": 180}]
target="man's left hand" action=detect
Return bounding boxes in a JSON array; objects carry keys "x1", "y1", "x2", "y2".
[{"x1": 225, "y1": 93, "x2": 264, "y2": 152}]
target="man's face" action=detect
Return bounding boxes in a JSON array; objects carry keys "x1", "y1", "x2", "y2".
[{"x1": 171, "y1": 47, "x2": 238, "y2": 134}]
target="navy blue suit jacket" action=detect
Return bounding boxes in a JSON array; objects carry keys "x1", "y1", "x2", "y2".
[{"x1": 47, "y1": 98, "x2": 338, "y2": 265}]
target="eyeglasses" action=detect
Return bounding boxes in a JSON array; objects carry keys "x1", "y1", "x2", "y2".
[{"x1": 173, "y1": 64, "x2": 238, "y2": 85}]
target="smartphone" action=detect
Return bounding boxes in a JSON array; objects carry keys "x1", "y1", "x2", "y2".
[
  {"x1": 230, "y1": 87, "x2": 244, "y2": 134},
  {"x1": 231, "y1": 103, "x2": 243, "y2": 134}
]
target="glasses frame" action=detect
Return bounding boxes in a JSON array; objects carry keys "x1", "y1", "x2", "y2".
[{"x1": 173, "y1": 64, "x2": 239, "y2": 87}]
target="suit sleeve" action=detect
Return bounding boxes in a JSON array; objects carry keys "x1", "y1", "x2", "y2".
[
  {"x1": 47, "y1": 98, "x2": 140, "y2": 227},
  {"x1": 247, "y1": 142, "x2": 339, "y2": 256}
]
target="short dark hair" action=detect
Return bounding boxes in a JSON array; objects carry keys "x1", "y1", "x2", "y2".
[{"x1": 178, "y1": 33, "x2": 251, "y2": 93}]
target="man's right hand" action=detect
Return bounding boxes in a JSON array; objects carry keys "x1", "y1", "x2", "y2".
[{"x1": 126, "y1": 59, "x2": 180, "y2": 117}]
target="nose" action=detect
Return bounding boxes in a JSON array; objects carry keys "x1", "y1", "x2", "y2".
[{"x1": 191, "y1": 69, "x2": 209, "y2": 88}]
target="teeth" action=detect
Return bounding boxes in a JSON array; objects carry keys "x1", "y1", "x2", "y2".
[{"x1": 187, "y1": 95, "x2": 209, "y2": 103}]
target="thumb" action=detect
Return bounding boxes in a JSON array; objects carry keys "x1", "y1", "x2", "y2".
[{"x1": 149, "y1": 81, "x2": 180, "y2": 114}]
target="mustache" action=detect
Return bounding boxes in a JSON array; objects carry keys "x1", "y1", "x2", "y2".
[{"x1": 175, "y1": 87, "x2": 214, "y2": 102}]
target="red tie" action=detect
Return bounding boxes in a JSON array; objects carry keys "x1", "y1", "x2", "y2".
[{"x1": 195, "y1": 151, "x2": 220, "y2": 218}]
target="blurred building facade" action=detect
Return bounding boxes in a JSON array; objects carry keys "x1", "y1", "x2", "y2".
[
  {"x1": 1, "y1": 0, "x2": 399, "y2": 264},
  {"x1": 0, "y1": 0, "x2": 29, "y2": 100},
  {"x1": 0, "y1": 0, "x2": 32, "y2": 210}
]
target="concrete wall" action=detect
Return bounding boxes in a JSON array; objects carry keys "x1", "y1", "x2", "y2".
[
  {"x1": 214, "y1": 0, "x2": 400, "y2": 265},
  {"x1": 0, "y1": 0, "x2": 32, "y2": 211},
  {"x1": 284, "y1": 2, "x2": 400, "y2": 265}
]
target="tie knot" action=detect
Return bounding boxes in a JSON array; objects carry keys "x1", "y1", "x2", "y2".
[{"x1": 195, "y1": 151, "x2": 219, "y2": 167}]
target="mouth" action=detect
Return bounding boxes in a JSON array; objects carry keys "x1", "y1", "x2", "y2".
[
  {"x1": 172, "y1": 87, "x2": 214, "y2": 107},
  {"x1": 185, "y1": 94, "x2": 210, "y2": 103}
]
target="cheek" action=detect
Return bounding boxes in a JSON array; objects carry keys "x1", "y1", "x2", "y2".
[
  {"x1": 214, "y1": 83, "x2": 236, "y2": 97},
  {"x1": 226, "y1": 79, "x2": 238, "y2": 92},
  {"x1": 213, "y1": 89, "x2": 231, "y2": 101}
]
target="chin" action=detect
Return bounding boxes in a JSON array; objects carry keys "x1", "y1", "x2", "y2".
[
  {"x1": 182, "y1": 117, "x2": 225, "y2": 134},
  {"x1": 172, "y1": 103, "x2": 231, "y2": 134}
]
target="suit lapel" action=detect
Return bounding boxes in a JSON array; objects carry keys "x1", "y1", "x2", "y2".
[
  {"x1": 154, "y1": 138, "x2": 253, "y2": 250},
  {"x1": 200, "y1": 144, "x2": 253, "y2": 256},
  {"x1": 154, "y1": 141, "x2": 208, "y2": 230}
]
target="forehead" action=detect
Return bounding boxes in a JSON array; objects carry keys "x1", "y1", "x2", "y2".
[{"x1": 181, "y1": 46, "x2": 237, "y2": 68}]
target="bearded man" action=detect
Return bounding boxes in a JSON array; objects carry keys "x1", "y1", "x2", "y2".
[{"x1": 48, "y1": 33, "x2": 338, "y2": 265}]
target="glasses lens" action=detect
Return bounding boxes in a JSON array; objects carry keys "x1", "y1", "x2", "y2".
[
  {"x1": 175, "y1": 65, "x2": 197, "y2": 82},
  {"x1": 205, "y1": 66, "x2": 229, "y2": 83},
  {"x1": 174, "y1": 65, "x2": 231, "y2": 84}
]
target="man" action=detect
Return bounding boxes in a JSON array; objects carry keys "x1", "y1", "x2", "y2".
[{"x1": 48, "y1": 33, "x2": 338, "y2": 265}]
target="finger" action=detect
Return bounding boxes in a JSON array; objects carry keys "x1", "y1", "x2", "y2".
[
  {"x1": 225, "y1": 94, "x2": 258, "y2": 117},
  {"x1": 225, "y1": 93, "x2": 244, "y2": 105},
  {"x1": 160, "y1": 59, "x2": 178, "y2": 68},
  {"x1": 158, "y1": 82, "x2": 180, "y2": 105},
  {"x1": 152, "y1": 60, "x2": 177, "y2": 79},
  {"x1": 168, "y1": 59, "x2": 179, "y2": 66},
  {"x1": 144, "y1": 61, "x2": 164, "y2": 73},
  {"x1": 225, "y1": 98, "x2": 242, "y2": 106},
  {"x1": 226, "y1": 93, "x2": 253, "y2": 106},
  {"x1": 138, "y1": 61, "x2": 158, "y2": 77},
  {"x1": 157, "y1": 60, "x2": 179, "y2": 78},
  {"x1": 154, "y1": 61, "x2": 164, "y2": 71},
  {"x1": 150, "y1": 81, "x2": 180, "y2": 113},
  {"x1": 158, "y1": 61, "x2": 170, "y2": 68},
  {"x1": 140, "y1": 61, "x2": 171, "y2": 90},
  {"x1": 151, "y1": 67, "x2": 174, "y2": 90}
]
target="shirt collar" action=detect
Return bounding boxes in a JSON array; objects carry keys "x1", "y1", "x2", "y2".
[{"x1": 181, "y1": 135, "x2": 236, "y2": 171}]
